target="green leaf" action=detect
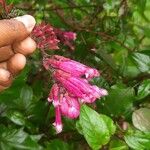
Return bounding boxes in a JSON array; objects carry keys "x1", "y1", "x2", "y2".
[
  {"x1": 30, "y1": 101, "x2": 48, "y2": 125},
  {"x1": 96, "y1": 48, "x2": 117, "y2": 71},
  {"x1": 136, "y1": 79, "x2": 150, "y2": 100},
  {"x1": 109, "y1": 138, "x2": 129, "y2": 150},
  {"x1": 132, "y1": 108, "x2": 150, "y2": 132},
  {"x1": 114, "y1": 50, "x2": 140, "y2": 78},
  {"x1": 137, "y1": 0, "x2": 147, "y2": 13},
  {"x1": 138, "y1": 26, "x2": 150, "y2": 38},
  {"x1": 32, "y1": 80, "x2": 44, "y2": 99},
  {"x1": 0, "y1": 127, "x2": 42, "y2": 150},
  {"x1": 45, "y1": 139, "x2": 71, "y2": 150},
  {"x1": 91, "y1": 77, "x2": 110, "y2": 89},
  {"x1": 98, "y1": 84, "x2": 134, "y2": 117},
  {"x1": 20, "y1": 85, "x2": 33, "y2": 109},
  {"x1": 78, "y1": 105, "x2": 116, "y2": 150},
  {"x1": 76, "y1": 120, "x2": 83, "y2": 135},
  {"x1": 6, "y1": 111, "x2": 26, "y2": 126},
  {"x1": 131, "y1": 52, "x2": 150, "y2": 73},
  {"x1": 101, "y1": 114, "x2": 116, "y2": 135},
  {"x1": 124, "y1": 130, "x2": 150, "y2": 150}
]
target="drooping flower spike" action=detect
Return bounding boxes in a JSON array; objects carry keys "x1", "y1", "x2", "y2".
[{"x1": 45, "y1": 55, "x2": 108, "y2": 133}]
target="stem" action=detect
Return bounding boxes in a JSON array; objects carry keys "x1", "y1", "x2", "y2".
[
  {"x1": 16, "y1": 5, "x2": 96, "y2": 12},
  {"x1": 83, "y1": 30, "x2": 132, "y2": 52}
]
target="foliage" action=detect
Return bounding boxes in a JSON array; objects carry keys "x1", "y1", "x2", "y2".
[{"x1": 0, "y1": 0, "x2": 150, "y2": 149}]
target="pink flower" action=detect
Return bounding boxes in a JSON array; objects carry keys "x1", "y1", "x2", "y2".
[
  {"x1": 63, "y1": 32, "x2": 77, "y2": 40},
  {"x1": 60, "y1": 94, "x2": 80, "y2": 119},
  {"x1": 32, "y1": 23, "x2": 76, "y2": 50},
  {"x1": 32, "y1": 23, "x2": 59, "y2": 50},
  {"x1": 48, "y1": 84, "x2": 80, "y2": 119},
  {"x1": 53, "y1": 106, "x2": 63, "y2": 134},
  {"x1": 54, "y1": 29, "x2": 76, "y2": 50},
  {"x1": 48, "y1": 84, "x2": 60, "y2": 106},
  {"x1": 53, "y1": 70, "x2": 107, "y2": 103},
  {"x1": 43, "y1": 55, "x2": 100, "y2": 79},
  {"x1": 48, "y1": 84, "x2": 63, "y2": 133}
]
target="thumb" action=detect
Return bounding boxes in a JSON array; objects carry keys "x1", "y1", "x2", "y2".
[{"x1": 0, "y1": 15, "x2": 36, "y2": 47}]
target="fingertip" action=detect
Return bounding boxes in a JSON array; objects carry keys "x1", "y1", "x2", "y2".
[
  {"x1": 14, "y1": 15, "x2": 36, "y2": 33},
  {"x1": 0, "y1": 62, "x2": 7, "y2": 69},
  {"x1": 0, "y1": 68, "x2": 10, "y2": 82},
  {"x1": 0, "y1": 68, "x2": 12, "y2": 87},
  {"x1": 13, "y1": 37, "x2": 37, "y2": 55},
  {"x1": 7, "y1": 53, "x2": 26, "y2": 75},
  {"x1": 0, "y1": 46, "x2": 14, "y2": 62}
]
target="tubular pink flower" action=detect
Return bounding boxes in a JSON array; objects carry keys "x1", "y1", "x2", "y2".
[
  {"x1": 47, "y1": 84, "x2": 60, "y2": 107},
  {"x1": 52, "y1": 84, "x2": 60, "y2": 107},
  {"x1": 63, "y1": 32, "x2": 77, "y2": 40},
  {"x1": 47, "y1": 84, "x2": 55, "y2": 102},
  {"x1": 53, "y1": 106, "x2": 63, "y2": 134},
  {"x1": 43, "y1": 55, "x2": 100, "y2": 79},
  {"x1": 60, "y1": 94, "x2": 80, "y2": 119},
  {"x1": 53, "y1": 70, "x2": 108, "y2": 103},
  {"x1": 54, "y1": 29, "x2": 76, "y2": 50},
  {"x1": 49, "y1": 84, "x2": 63, "y2": 133},
  {"x1": 59, "y1": 94, "x2": 68, "y2": 116}
]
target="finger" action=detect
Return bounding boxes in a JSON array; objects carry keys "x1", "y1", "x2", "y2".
[
  {"x1": 0, "y1": 36, "x2": 36, "y2": 62},
  {"x1": 0, "y1": 68, "x2": 12, "y2": 92},
  {"x1": 7, "y1": 53, "x2": 26, "y2": 76},
  {"x1": 0, "y1": 62, "x2": 7, "y2": 69},
  {"x1": 0, "y1": 45, "x2": 14, "y2": 62},
  {"x1": 0, "y1": 15, "x2": 36, "y2": 47},
  {"x1": 13, "y1": 37, "x2": 36, "y2": 55}
]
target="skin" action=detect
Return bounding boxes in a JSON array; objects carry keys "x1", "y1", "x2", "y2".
[{"x1": 0, "y1": 15, "x2": 36, "y2": 92}]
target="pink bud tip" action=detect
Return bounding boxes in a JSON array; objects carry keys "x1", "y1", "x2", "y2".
[
  {"x1": 52, "y1": 101, "x2": 60, "y2": 107},
  {"x1": 47, "y1": 97, "x2": 53, "y2": 102},
  {"x1": 100, "y1": 89, "x2": 108, "y2": 96},
  {"x1": 53, "y1": 122, "x2": 63, "y2": 134}
]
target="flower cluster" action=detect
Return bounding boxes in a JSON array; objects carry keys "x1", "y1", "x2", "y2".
[
  {"x1": 31, "y1": 22, "x2": 107, "y2": 134},
  {"x1": 32, "y1": 23, "x2": 59, "y2": 50},
  {"x1": 32, "y1": 23, "x2": 76, "y2": 50},
  {"x1": 44, "y1": 55, "x2": 108, "y2": 133},
  {"x1": 54, "y1": 29, "x2": 76, "y2": 50}
]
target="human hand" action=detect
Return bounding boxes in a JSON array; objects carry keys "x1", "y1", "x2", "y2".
[{"x1": 0, "y1": 15, "x2": 36, "y2": 92}]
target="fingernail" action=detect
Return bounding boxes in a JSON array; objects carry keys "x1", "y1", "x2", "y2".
[
  {"x1": 14, "y1": 15, "x2": 36, "y2": 33},
  {"x1": 0, "y1": 68, "x2": 11, "y2": 82}
]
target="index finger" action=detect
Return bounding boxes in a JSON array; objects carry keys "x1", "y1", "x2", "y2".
[{"x1": 0, "y1": 15, "x2": 36, "y2": 47}]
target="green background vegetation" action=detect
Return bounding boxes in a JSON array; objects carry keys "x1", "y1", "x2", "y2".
[{"x1": 0, "y1": 0, "x2": 150, "y2": 149}]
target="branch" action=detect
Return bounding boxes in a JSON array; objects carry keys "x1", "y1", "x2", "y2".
[
  {"x1": 82, "y1": 29, "x2": 132, "y2": 52},
  {"x1": 16, "y1": 5, "x2": 96, "y2": 12}
]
